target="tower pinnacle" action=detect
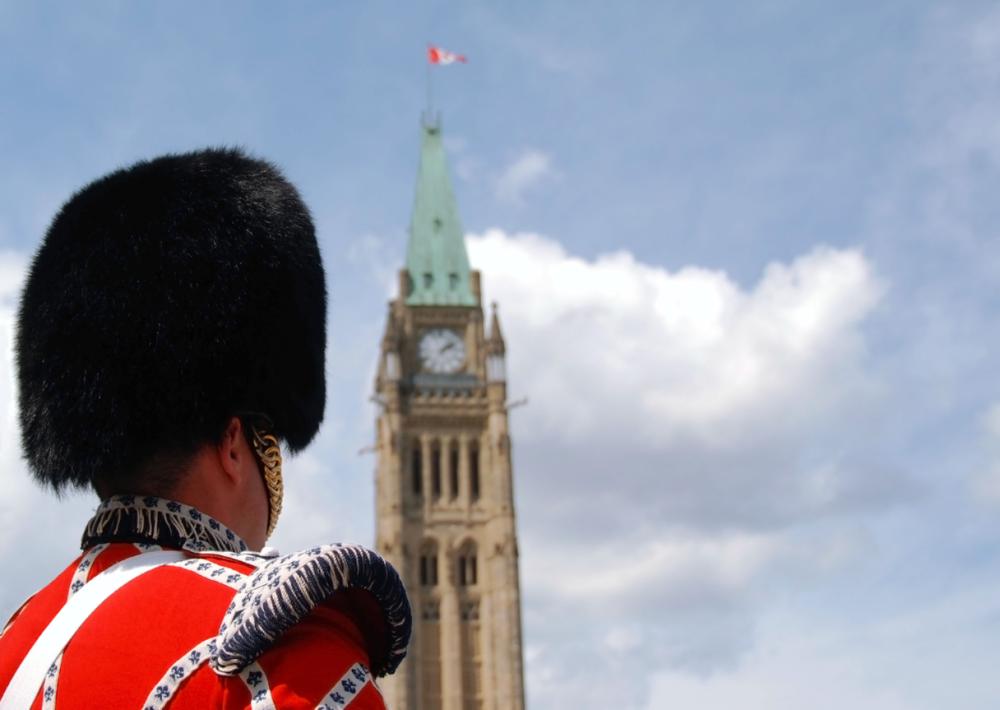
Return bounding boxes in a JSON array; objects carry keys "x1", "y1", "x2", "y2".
[
  {"x1": 405, "y1": 118, "x2": 477, "y2": 306},
  {"x1": 488, "y1": 301, "x2": 506, "y2": 354}
]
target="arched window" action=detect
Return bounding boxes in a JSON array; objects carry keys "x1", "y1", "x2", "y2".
[
  {"x1": 420, "y1": 540, "x2": 439, "y2": 587},
  {"x1": 457, "y1": 541, "x2": 478, "y2": 587},
  {"x1": 469, "y1": 442, "x2": 480, "y2": 502},
  {"x1": 411, "y1": 439, "x2": 422, "y2": 495}
]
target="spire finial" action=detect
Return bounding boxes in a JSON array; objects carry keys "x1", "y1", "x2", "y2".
[{"x1": 488, "y1": 301, "x2": 506, "y2": 353}]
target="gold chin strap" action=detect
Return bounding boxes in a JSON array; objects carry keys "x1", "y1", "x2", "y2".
[{"x1": 249, "y1": 426, "x2": 283, "y2": 539}]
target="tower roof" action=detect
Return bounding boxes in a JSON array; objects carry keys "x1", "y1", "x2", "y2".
[{"x1": 405, "y1": 117, "x2": 477, "y2": 306}]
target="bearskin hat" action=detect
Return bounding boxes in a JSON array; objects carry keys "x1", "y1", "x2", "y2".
[{"x1": 17, "y1": 148, "x2": 326, "y2": 493}]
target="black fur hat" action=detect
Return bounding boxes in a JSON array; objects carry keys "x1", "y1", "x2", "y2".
[{"x1": 17, "y1": 148, "x2": 327, "y2": 493}]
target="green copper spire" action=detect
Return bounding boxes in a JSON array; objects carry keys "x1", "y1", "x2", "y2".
[{"x1": 405, "y1": 116, "x2": 477, "y2": 306}]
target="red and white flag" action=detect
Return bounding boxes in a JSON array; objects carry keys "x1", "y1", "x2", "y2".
[{"x1": 428, "y1": 44, "x2": 467, "y2": 65}]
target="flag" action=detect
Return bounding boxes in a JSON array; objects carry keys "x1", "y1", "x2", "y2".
[{"x1": 428, "y1": 44, "x2": 467, "y2": 65}]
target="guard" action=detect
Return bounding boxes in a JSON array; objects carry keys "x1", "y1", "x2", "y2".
[{"x1": 0, "y1": 149, "x2": 411, "y2": 709}]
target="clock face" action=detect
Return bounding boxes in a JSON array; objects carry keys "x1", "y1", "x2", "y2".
[{"x1": 419, "y1": 329, "x2": 466, "y2": 374}]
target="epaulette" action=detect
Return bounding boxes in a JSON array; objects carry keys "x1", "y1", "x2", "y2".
[{"x1": 210, "y1": 544, "x2": 411, "y2": 678}]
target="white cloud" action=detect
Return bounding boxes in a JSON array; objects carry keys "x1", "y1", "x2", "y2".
[
  {"x1": 463, "y1": 229, "x2": 902, "y2": 706},
  {"x1": 469, "y1": 230, "x2": 882, "y2": 451},
  {"x1": 530, "y1": 532, "x2": 785, "y2": 608},
  {"x1": 495, "y1": 150, "x2": 555, "y2": 204},
  {"x1": 645, "y1": 580, "x2": 1000, "y2": 710}
]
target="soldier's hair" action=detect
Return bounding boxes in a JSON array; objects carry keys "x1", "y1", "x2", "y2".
[{"x1": 17, "y1": 148, "x2": 327, "y2": 494}]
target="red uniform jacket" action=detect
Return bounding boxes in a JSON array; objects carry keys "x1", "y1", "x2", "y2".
[{"x1": 0, "y1": 496, "x2": 411, "y2": 710}]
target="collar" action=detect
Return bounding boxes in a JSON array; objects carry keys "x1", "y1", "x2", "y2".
[{"x1": 80, "y1": 494, "x2": 249, "y2": 554}]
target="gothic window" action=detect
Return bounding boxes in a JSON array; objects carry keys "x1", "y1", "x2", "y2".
[
  {"x1": 449, "y1": 272, "x2": 459, "y2": 290},
  {"x1": 423, "y1": 272, "x2": 433, "y2": 289},
  {"x1": 457, "y1": 541, "x2": 478, "y2": 586},
  {"x1": 420, "y1": 541, "x2": 439, "y2": 586},
  {"x1": 469, "y1": 442, "x2": 480, "y2": 502},
  {"x1": 419, "y1": 554, "x2": 439, "y2": 586},
  {"x1": 412, "y1": 440, "x2": 422, "y2": 495},
  {"x1": 431, "y1": 441, "x2": 442, "y2": 498},
  {"x1": 421, "y1": 600, "x2": 441, "y2": 621},
  {"x1": 460, "y1": 600, "x2": 479, "y2": 621},
  {"x1": 449, "y1": 443, "x2": 460, "y2": 499}
]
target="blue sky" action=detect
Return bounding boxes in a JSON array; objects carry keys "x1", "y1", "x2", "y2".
[{"x1": 2, "y1": 2, "x2": 1000, "y2": 708}]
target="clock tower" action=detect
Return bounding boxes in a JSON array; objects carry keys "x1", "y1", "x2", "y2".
[{"x1": 374, "y1": 116, "x2": 526, "y2": 710}]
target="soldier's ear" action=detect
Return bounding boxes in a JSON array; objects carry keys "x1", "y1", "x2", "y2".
[{"x1": 217, "y1": 417, "x2": 247, "y2": 483}]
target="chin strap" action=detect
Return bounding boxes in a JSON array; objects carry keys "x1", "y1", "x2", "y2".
[{"x1": 248, "y1": 425, "x2": 283, "y2": 539}]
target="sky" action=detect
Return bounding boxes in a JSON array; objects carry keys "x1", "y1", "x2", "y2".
[{"x1": 2, "y1": 2, "x2": 1000, "y2": 708}]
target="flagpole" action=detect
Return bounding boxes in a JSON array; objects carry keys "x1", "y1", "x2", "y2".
[{"x1": 425, "y1": 44, "x2": 433, "y2": 123}]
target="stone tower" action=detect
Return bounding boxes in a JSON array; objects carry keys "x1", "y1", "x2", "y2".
[{"x1": 374, "y1": 116, "x2": 526, "y2": 710}]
